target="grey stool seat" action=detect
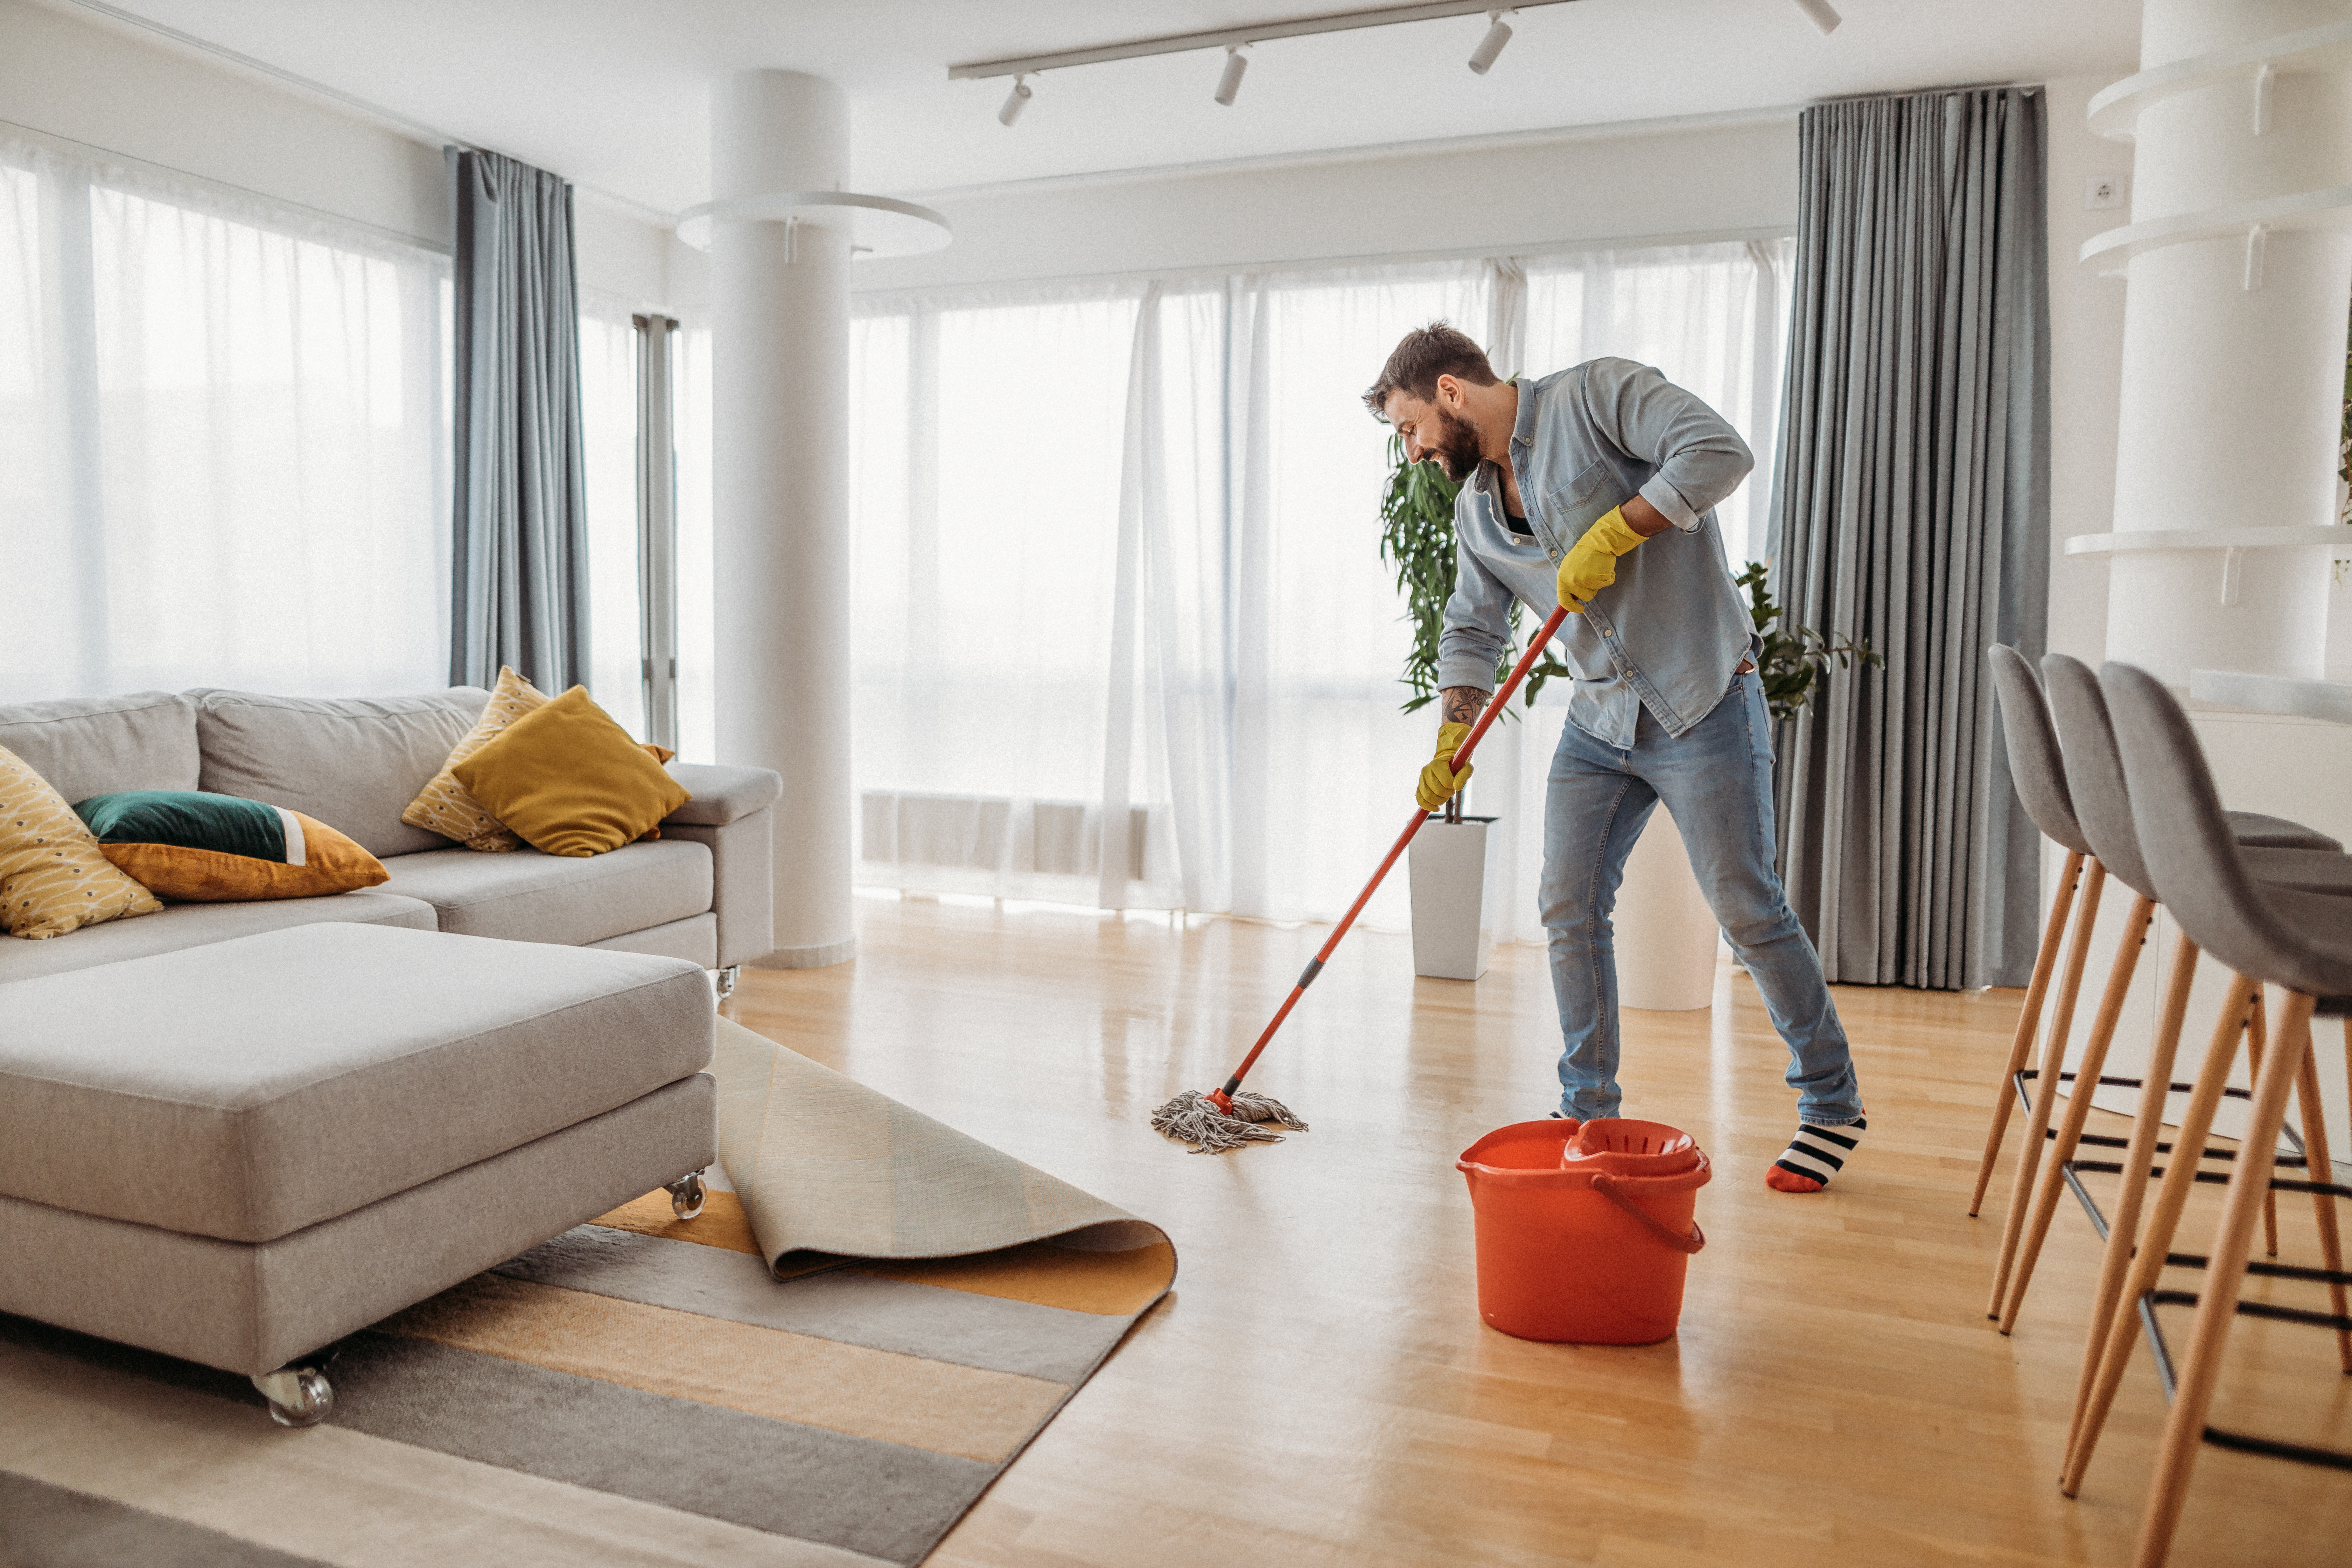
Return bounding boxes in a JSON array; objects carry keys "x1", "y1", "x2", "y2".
[
  {"x1": 2231, "y1": 811, "x2": 2344, "y2": 851},
  {"x1": 1973, "y1": 647, "x2": 2344, "y2": 1317},
  {"x1": 2076, "y1": 662, "x2": 2352, "y2": 1566},
  {"x1": 1995, "y1": 657, "x2": 2348, "y2": 1338}
]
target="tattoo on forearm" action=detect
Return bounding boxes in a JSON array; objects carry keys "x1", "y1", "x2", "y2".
[{"x1": 1441, "y1": 686, "x2": 1486, "y2": 724}]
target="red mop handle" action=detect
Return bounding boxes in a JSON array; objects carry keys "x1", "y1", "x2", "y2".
[{"x1": 1215, "y1": 605, "x2": 1571, "y2": 1101}]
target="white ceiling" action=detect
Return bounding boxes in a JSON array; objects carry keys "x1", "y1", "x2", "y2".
[{"x1": 77, "y1": 0, "x2": 2141, "y2": 218}]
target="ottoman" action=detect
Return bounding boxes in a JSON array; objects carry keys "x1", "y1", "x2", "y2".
[{"x1": 0, "y1": 922, "x2": 716, "y2": 1424}]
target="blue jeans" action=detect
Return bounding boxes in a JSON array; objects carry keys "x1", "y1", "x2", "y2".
[{"x1": 1541, "y1": 670, "x2": 1863, "y2": 1127}]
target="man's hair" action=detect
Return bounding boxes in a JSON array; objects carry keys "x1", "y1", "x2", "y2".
[{"x1": 1362, "y1": 321, "x2": 1499, "y2": 419}]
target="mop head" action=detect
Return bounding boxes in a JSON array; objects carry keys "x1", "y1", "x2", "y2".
[{"x1": 1150, "y1": 1089, "x2": 1310, "y2": 1154}]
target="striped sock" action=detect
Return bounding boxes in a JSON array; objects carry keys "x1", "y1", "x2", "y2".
[{"x1": 1765, "y1": 1116, "x2": 1866, "y2": 1192}]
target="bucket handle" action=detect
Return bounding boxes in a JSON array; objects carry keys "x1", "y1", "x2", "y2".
[
  {"x1": 1591, "y1": 1172, "x2": 1707, "y2": 1255},
  {"x1": 1453, "y1": 1150, "x2": 1709, "y2": 1255}
]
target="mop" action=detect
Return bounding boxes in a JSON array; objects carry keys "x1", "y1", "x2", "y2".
[{"x1": 1152, "y1": 605, "x2": 1572, "y2": 1153}]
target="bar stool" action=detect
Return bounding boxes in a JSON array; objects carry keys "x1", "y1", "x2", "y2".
[
  {"x1": 1996, "y1": 657, "x2": 2352, "y2": 1337},
  {"x1": 1974, "y1": 648, "x2": 2339, "y2": 1324},
  {"x1": 2081, "y1": 662, "x2": 2352, "y2": 1567}
]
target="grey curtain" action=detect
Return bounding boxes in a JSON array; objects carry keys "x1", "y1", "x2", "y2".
[
  {"x1": 1768, "y1": 86, "x2": 2050, "y2": 991},
  {"x1": 447, "y1": 146, "x2": 589, "y2": 693}
]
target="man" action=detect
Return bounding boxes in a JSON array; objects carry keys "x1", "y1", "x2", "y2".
[{"x1": 1365, "y1": 324, "x2": 1863, "y2": 1193}]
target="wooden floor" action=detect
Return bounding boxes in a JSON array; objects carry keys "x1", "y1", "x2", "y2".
[{"x1": 728, "y1": 895, "x2": 2352, "y2": 1567}]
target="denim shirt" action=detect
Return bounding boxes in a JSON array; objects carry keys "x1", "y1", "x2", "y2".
[{"x1": 1433, "y1": 358, "x2": 1759, "y2": 749}]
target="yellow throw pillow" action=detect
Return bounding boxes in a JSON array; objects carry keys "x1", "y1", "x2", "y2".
[
  {"x1": 0, "y1": 744, "x2": 165, "y2": 939},
  {"x1": 450, "y1": 686, "x2": 690, "y2": 858},
  {"x1": 402, "y1": 666, "x2": 549, "y2": 852}
]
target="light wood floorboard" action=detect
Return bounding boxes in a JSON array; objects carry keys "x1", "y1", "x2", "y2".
[{"x1": 729, "y1": 894, "x2": 2352, "y2": 1567}]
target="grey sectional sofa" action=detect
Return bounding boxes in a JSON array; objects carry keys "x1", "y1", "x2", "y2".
[
  {"x1": 0, "y1": 686, "x2": 782, "y2": 983},
  {"x1": 0, "y1": 683, "x2": 783, "y2": 1426}
]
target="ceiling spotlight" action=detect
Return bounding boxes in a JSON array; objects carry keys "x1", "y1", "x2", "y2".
[
  {"x1": 998, "y1": 74, "x2": 1032, "y2": 126},
  {"x1": 1214, "y1": 46, "x2": 1249, "y2": 107},
  {"x1": 1790, "y1": 0, "x2": 1841, "y2": 34},
  {"x1": 1468, "y1": 10, "x2": 1514, "y2": 74}
]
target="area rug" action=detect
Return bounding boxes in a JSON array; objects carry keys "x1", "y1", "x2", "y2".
[{"x1": 0, "y1": 1020, "x2": 1175, "y2": 1568}]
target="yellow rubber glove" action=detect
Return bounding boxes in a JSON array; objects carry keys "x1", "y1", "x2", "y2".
[
  {"x1": 1555, "y1": 505, "x2": 1649, "y2": 612},
  {"x1": 1417, "y1": 721, "x2": 1475, "y2": 812}
]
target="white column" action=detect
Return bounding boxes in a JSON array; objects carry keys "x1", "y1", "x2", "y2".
[
  {"x1": 2101, "y1": 0, "x2": 2352, "y2": 682},
  {"x1": 712, "y1": 71, "x2": 856, "y2": 968}
]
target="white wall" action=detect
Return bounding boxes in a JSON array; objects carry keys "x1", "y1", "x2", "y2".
[
  {"x1": 2043, "y1": 71, "x2": 2138, "y2": 666},
  {"x1": 854, "y1": 111, "x2": 1798, "y2": 296},
  {"x1": 0, "y1": 0, "x2": 673, "y2": 299}
]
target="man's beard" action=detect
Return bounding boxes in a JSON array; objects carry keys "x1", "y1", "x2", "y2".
[{"x1": 1428, "y1": 405, "x2": 1483, "y2": 482}]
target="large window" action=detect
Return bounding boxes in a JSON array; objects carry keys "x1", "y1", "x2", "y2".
[
  {"x1": 849, "y1": 240, "x2": 1792, "y2": 932},
  {"x1": 0, "y1": 135, "x2": 448, "y2": 704},
  {"x1": 579, "y1": 306, "x2": 645, "y2": 738}
]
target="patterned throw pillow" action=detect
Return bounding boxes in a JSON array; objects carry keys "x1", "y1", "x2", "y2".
[
  {"x1": 76, "y1": 791, "x2": 390, "y2": 902},
  {"x1": 0, "y1": 744, "x2": 165, "y2": 939},
  {"x1": 401, "y1": 666, "x2": 549, "y2": 852}
]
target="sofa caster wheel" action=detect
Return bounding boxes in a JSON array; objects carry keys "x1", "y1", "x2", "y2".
[
  {"x1": 714, "y1": 965, "x2": 739, "y2": 1004},
  {"x1": 251, "y1": 1366, "x2": 333, "y2": 1428},
  {"x1": 667, "y1": 1169, "x2": 707, "y2": 1220}
]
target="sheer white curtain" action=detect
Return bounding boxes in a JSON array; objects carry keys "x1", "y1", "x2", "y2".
[
  {"x1": 578, "y1": 303, "x2": 645, "y2": 735},
  {"x1": 674, "y1": 320, "x2": 718, "y2": 763},
  {"x1": 1475, "y1": 238, "x2": 1795, "y2": 940},
  {"x1": 846, "y1": 239, "x2": 1790, "y2": 934},
  {"x1": 0, "y1": 133, "x2": 447, "y2": 704},
  {"x1": 849, "y1": 288, "x2": 1145, "y2": 902}
]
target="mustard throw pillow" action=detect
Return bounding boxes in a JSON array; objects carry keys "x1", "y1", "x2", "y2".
[
  {"x1": 401, "y1": 666, "x2": 549, "y2": 852},
  {"x1": 0, "y1": 744, "x2": 165, "y2": 939},
  {"x1": 450, "y1": 687, "x2": 690, "y2": 858},
  {"x1": 77, "y1": 790, "x2": 389, "y2": 902}
]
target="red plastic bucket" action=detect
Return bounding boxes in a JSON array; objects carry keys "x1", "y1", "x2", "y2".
[{"x1": 1456, "y1": 1117, "x2": 1711, "y2": 1344}]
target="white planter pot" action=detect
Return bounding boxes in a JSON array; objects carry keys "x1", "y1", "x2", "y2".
[
  {"x1": 1409, "y1": 817, "x2": 1494, "y2": 981},
  {"x1": 1614, "y1": 811, "x2": 1718, "y2": 1011}
]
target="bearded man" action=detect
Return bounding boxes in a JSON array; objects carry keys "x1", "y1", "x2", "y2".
[{"x1": 1366, "y1": 323, "x2": 1863, "y2": 1192}]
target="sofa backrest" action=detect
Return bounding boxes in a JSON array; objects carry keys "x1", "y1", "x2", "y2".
[
  {"x1": 0, "y1": 693, "x2": 201, "y2": 805},
  {"x1": 191, "y1": 688, "x2": 491, "y2": 858}
]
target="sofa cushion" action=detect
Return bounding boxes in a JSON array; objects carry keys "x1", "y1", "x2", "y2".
[
  {"x1": 0, "y1": 922, "x2": 714, "y2": 1244},
  {"x1": 0, "y1": 693, "x2": 200, "y2": 803},
  {"x1": 193, "y1": 688, "x2": 490, "y2": 859},
  {"x1": 379, "y1": 839, "x2": 712, "y2": 946},
  {"x1": 0, "y1": 889, "x2": 435, "y2": 985}
]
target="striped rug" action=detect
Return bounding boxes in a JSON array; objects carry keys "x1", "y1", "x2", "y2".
[{"x1": 0, "y1": 1022, "x2": 1174, "y2": 1567}]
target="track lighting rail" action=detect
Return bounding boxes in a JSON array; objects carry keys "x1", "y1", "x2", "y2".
[{"x1": 946, "y1": 0, "x2": 1583, "y2": 82}]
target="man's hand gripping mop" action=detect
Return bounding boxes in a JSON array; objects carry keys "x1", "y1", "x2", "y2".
[{"x1": 1151, "y1": 605, "x2": 1573, "y2": 1153}]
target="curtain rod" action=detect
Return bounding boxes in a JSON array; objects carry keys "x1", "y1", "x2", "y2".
[
  {"x1": 0, "y1": 114, "x2": 450, "y2": 254},
  {"x1": 850, "y1": 223, "x2": 1795, "y2": 309}
]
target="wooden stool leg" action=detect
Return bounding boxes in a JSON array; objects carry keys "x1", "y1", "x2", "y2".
[
  {"x1": 2001, "y1": 894, "x2": 2158, "y2": 1334},
  {"x1": 2290, "y1": 1030, "x2": 2351, "y2": 1372},
  {"x1": 1990, "y1": 860, "x2": 2108, "y2": 1318},
  {"x1": 2063, "y1": 973, "x2": 2257, "y2": 1498},
  {"x1": 1973, "y1": 849, "x2": 2085, "y2": 1216},
  {"x1": 2132, "y1": 990, "x2": 2316, "y2": 1568},
  {"x1": 2247, "y1": 992, "x2": 2277, "y2": 1258},
  {"x1": 2063, "y1": 931, "x2": 2200, "y2": 1470}
]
